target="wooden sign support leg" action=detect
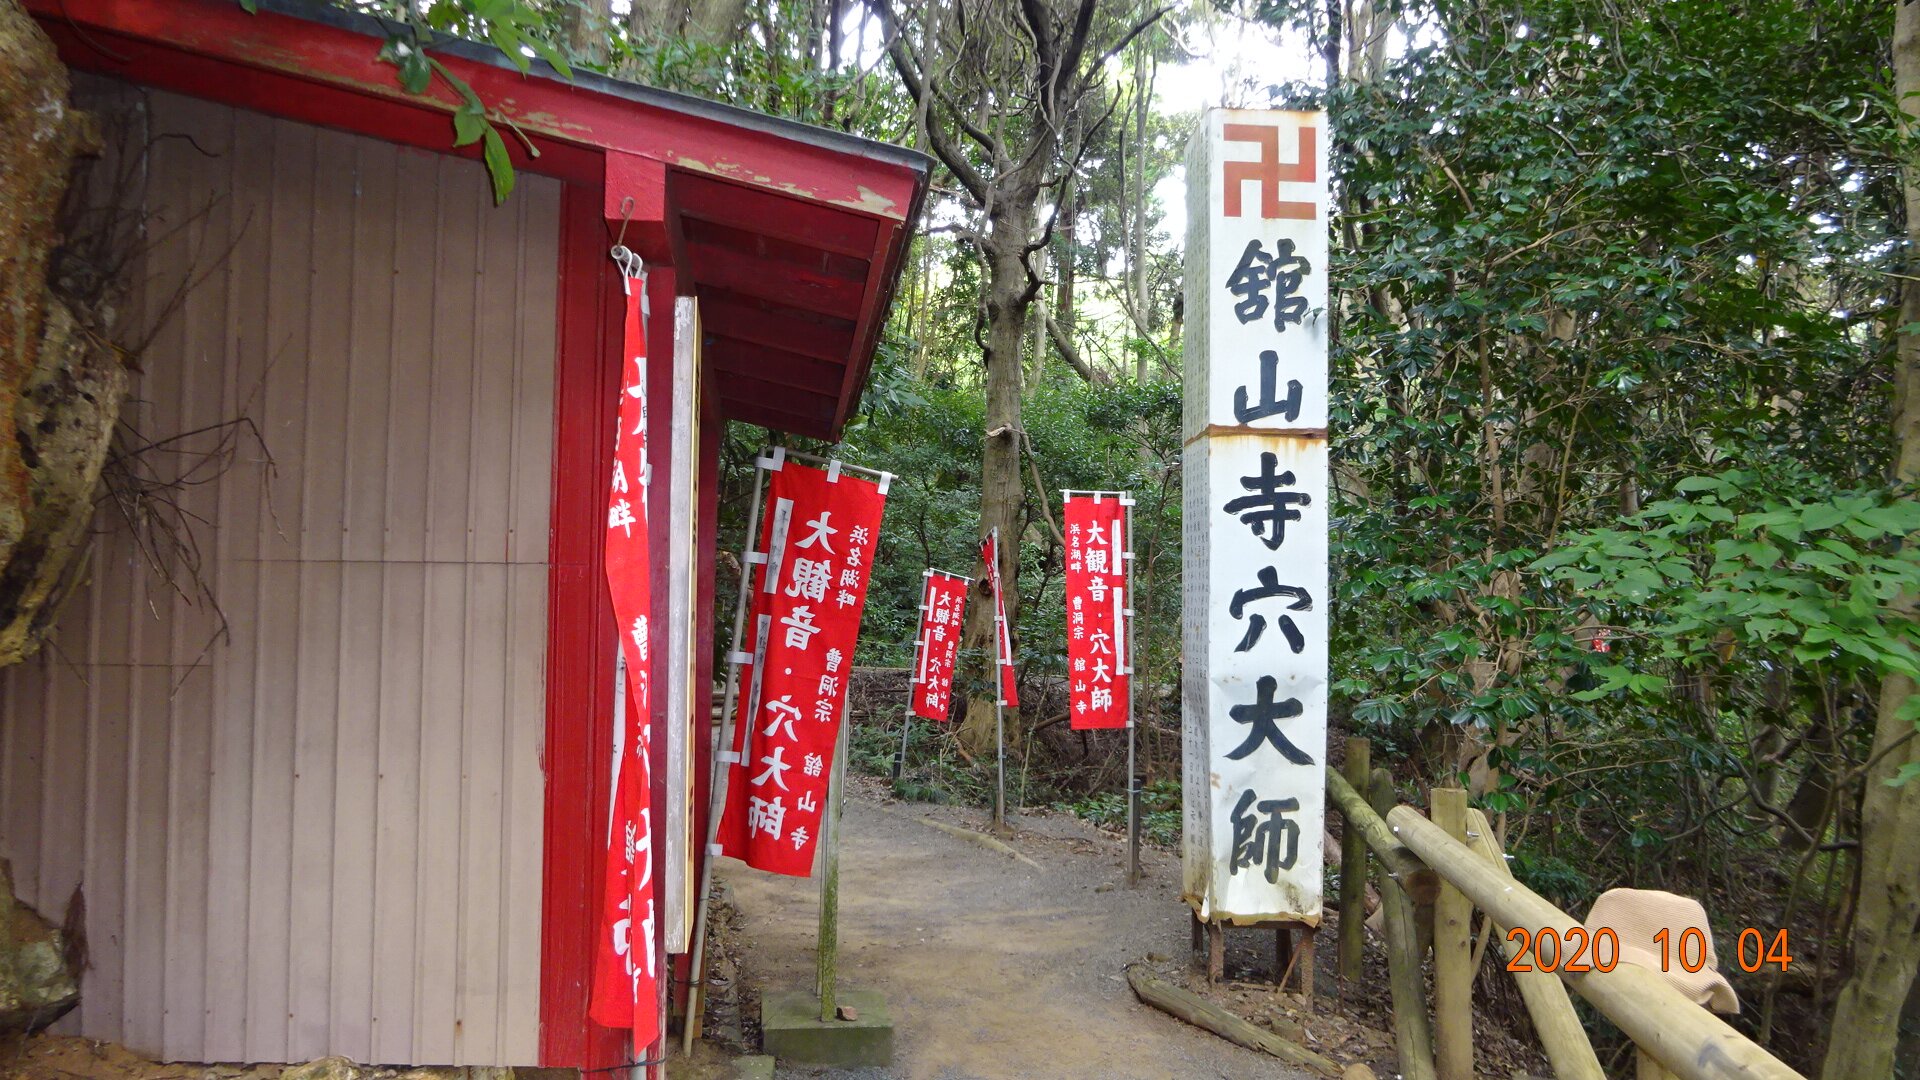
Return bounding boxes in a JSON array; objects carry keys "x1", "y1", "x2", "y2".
[
  {"x1": 1208, "y1": 921, "x2": 1226, "y2": 984},
  {"x1": 1295, "y1": 927, "x2": 1316, "y2": 1003}
]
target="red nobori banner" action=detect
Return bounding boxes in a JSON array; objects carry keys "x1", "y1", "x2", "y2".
[
  {"x1": 1064, "y1": 495, "x2": 1130, "y2": 730},
  {"x1": 717, "y1": 461, "x2": 888, "y2": 876},
  {"x1": 910, "y1": 570, "x2": 969, "y2": 721},
  {"x1": 590, "y1": 278, "x2": 660, "y2": 1045},
  {"x1": 982, "y1": 530, "x2": 1020, "y2": 708}
]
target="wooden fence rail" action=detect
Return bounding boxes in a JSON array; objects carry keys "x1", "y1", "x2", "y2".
[{"x1": 1325, "y1": 751, "x2": 1805, "y2": 1080}]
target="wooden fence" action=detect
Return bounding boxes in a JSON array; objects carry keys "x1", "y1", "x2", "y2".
[{"x1": 1329, "y1": 737, "x2": 1806, "y2": 1080}]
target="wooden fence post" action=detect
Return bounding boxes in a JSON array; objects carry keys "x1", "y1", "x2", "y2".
[
  {"x1": 1337, "y1": 737, "x2": 1370, "y2": 990},
  {"x1": 1369, "y1": 767, "x2": 1436, "y2": 1080},
  {"x1": 1464, "y1": 809, "x2": 1604, "y2": 1080},
  {"x1": 1431, "y1": 787, "x2": 1474, "y2": 1080}
]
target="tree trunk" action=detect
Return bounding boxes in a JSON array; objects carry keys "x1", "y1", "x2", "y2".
[
  {"x1": 1131, "y1": 42, "x2": 1148, "y2": 366},
  {"x1": 1056, "y1": 176, "x2": 1076, "y2": 327},
  {"x1": 957, "y1": 195, "x2": 1034, "y2": 757},
  {"x1": 560, "y1": 0, "x2": 612, "y2": 63},
  {"x1": 1821, "y1": 3, "x2": 1920, "y2": 1075}
]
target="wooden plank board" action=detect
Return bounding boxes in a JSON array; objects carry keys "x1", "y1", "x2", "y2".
[
  {"x1": 370, "y1": 563, "x2": 426, "y2": 1065},
  {"x1": 424, "y1": 157, "x2": 483, "y2": 566},
  {"x1": 411, "y1": 560, "x2": 466, "y2": 1064},
  {"x1": 203, "y1": 99, "x2": 273, "y2": 1061},
  {"x1": 329, "y1": 563, "x2": 384, "y2": 1060},
  {"x1": 508, "y1": 184, "x2": 558, "y2": 566},
  {"x1": 0, "y1": 90, "x2": 556, "y2": 1068},
  {"x1": 456, "y1": 564, "x2": 509, "y2": 1064},
  {"x1": 499, "y1": 563, "x2": 548, "y2": 1064}
]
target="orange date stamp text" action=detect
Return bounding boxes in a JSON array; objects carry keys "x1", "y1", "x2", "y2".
[{"x1": 1502, "y1": 926, "x2": 1793, "y2": 974}]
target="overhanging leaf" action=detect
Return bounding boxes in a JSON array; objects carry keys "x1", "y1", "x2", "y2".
[{"x1": 482, "y1": 125, "x2": 515, "y2": 204}]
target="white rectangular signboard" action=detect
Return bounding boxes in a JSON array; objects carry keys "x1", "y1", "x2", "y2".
[{"x1": 1181, "y1": 108, "x2": 1330, "y2": 924}]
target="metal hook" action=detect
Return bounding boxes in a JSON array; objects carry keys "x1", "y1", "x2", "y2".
[{"x1": 615, "y1": 195, "x2": 634, "y2": 250}]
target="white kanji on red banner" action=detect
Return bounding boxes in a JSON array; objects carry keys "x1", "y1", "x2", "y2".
[
  {"x1": 909, "y1": 571, "x2": 969, "y2": 722},
  {"x1": 1064, "y1": 495, "x2": 1130, "y2": 730},
  {"x1": 716, "y1": 462, "x2": 888, "y2": 876},
  {"x1": 590, "y1": 278, "x2": 660, "y2": 1048}
]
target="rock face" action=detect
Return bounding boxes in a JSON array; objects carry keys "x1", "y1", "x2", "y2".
[
  {"x1": 0, "y1": 0, "x2": 125, "y2": 668},
  {"x1": 0, "y1": 860, "x2": 79, "y2": 1035}
]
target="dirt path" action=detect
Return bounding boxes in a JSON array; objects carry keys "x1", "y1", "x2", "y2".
[{"x1": 715, "y1": 780, "x2": 1315, "y2": 1080}]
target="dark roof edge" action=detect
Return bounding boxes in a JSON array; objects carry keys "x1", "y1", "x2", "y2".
[{"x1": 254, "y1": 0, "x2": 934, "y2": 178}]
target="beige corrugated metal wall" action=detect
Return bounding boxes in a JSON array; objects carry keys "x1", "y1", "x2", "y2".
[{"x1": 0, "y1": 86, "x2": 557, "y2": 1066}]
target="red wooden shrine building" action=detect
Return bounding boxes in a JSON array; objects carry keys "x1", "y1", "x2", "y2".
[{"x1": 0, "y1": 0, "x2": 928, "y2": 1070}]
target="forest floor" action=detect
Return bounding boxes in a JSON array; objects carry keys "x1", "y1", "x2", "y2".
[{"x1": 699, "y1": 773, "x2": 1519, "y2": 1080}]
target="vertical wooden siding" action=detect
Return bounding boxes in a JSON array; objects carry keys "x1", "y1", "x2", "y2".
[{"x1": 0, "y1": 88, "x2": 557, "y2": 1066}]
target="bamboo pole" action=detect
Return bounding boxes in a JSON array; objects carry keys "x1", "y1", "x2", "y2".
[
  {"x1": 1369, "y1": 769, "x2": 1437, "y2": 1080},
  {"x1": 1337, "y1": 738, "x2": 1370, "y2": 987},
  {"x1": 1639, "y1": 1049, "x2": 1682, "y2": 1080},
  {"x1": 1463, "y1": 809, "x2": 1604, "y2": 1080},
  {"x1": 1326, "y1": 767, "x2": 1425, "y2": 881},
  {"x1": 1430, "y1": 788, "x2": 1473, "y2": 1080},
  {"x1": 1386, "y1": 807, "x2": 1805, "y2": 1080}
]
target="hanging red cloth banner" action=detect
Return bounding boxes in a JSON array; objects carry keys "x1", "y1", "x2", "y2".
[
  {"x1": 909, "y1": 570, "x2": 970, "y2": 722},
  {"x1": 982, "y1": 530, "x2": 1020, "y2": 708},
  {"x1": 1064, "y1": 495, "x2": 1130, "y2": 730},
  {"x1": 589, "y1": 269, "x2": 660, "y2": 1048},
  {"x1": 717, "y1": 460, "x2": 889, "y2": 877}
]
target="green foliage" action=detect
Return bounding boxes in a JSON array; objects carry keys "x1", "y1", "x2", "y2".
[
  {"x1": 247, "y1": 0, "x2": 560, "y2": 203},
  {"x1": 1536, "y1": 468, "x2": 1920, "y2": 704},
  {"x1": 1243, "y1": 0, "x2": 1912, "y2": 1063},
  {"x1": 836, "y1": 347, "x2": 1186, "y2": 699},
  {"x1": 1306, "y1": 0, "x2": 1902, "y2": 830},
  {"x1": 1054, "y1": 780, "x2": 1181, "y2": 846}
]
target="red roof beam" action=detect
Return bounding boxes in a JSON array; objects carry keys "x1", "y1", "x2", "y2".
[
  {"x1": 697, "y1": 302, "x2": 855, "y2": 365},
  {"x1": 671, "y1": 174, "x2": 881, "y2": 260},
  {"x1": 30, "y1": 0, "x2": 925, "y2": 221},
  {"x1": 685, "y1": 240, "x2": 867, "y2": 320}
]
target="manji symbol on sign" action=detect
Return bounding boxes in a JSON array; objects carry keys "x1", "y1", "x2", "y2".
[{"x1": 1181, "y1": 109, "x2": 1330, "y2": 923}]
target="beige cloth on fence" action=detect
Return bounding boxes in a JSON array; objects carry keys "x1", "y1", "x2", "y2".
[{"x1": 1583, "y1": 888, "x2": 1739, "y2": 1014}]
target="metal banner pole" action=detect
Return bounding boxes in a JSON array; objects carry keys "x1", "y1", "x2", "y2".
[
  {"x1": 991, "y1": 526, "x2": 1007, "y2": 833},
  {"x1": 1122, "y1": 493, "x2": 1140, "y2": 887},
  {"x1": 893, "y1": 711, "x2": 912, "y2": 783},
  {"x1": 896, "y1": 570, "x2": 932, "y2": 783},
  {"x1": 684, "y1": 449, "x2": 787, "y2": 1053}
]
